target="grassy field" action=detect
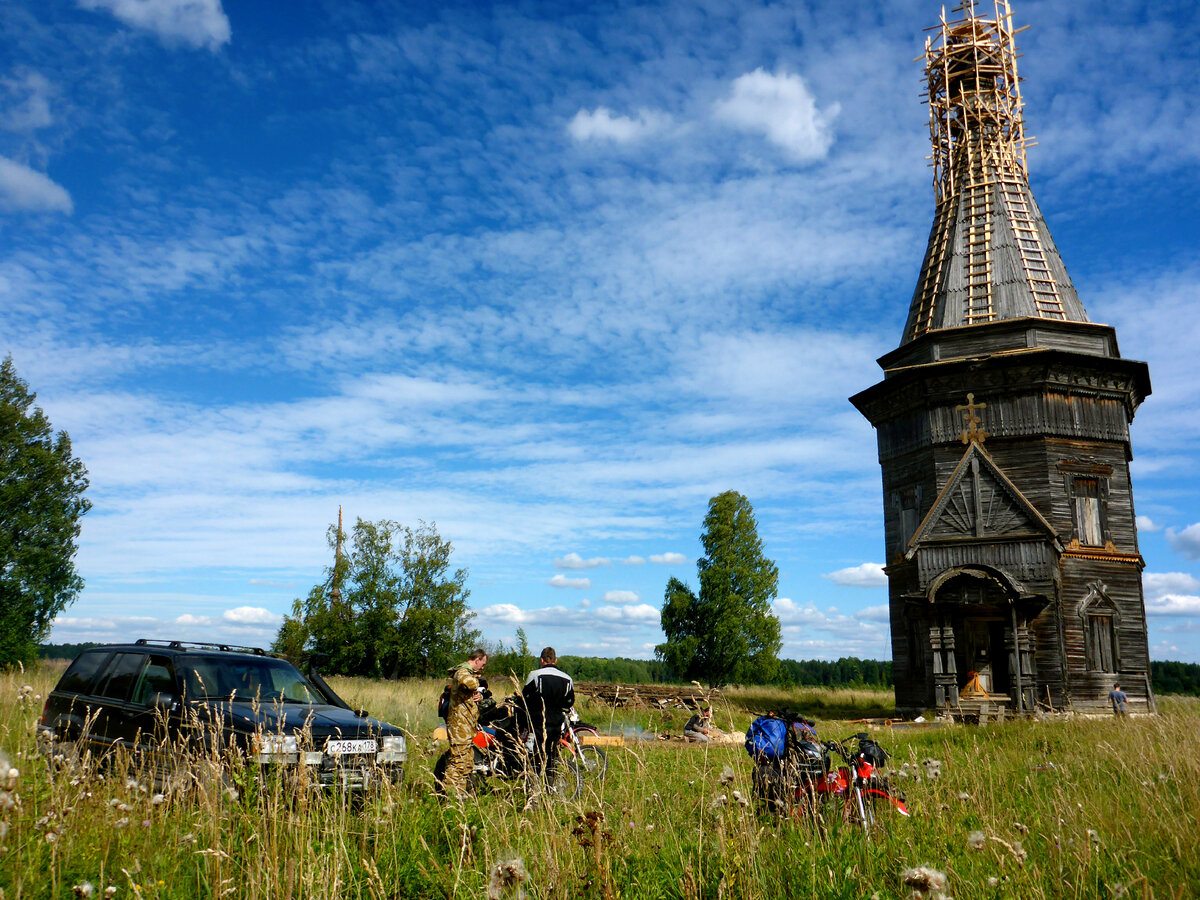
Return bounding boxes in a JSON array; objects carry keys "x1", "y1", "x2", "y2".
[{"x1": 2, "y1": 664, "x2": 1197, "y2": 899}]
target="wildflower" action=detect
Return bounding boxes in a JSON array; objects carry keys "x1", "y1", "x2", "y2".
[
  {"x1": 150, "y1": 794, "x2": 165, "y2": 806},
  {"x1": 967, "y1": 830, "x2": 986, "y2": 851},
  {"x1": 141, "y1": 819, "x2": 152, "y2": 828},
  {"x1": 486, "y1": 857, "x2": 527, "y2": 900},
  {"x1": 732, "y1": 790, "x2": 749, "y2": 808},
  {"x1": 105, "y1": 888, "x2": 118, "y2": 898},
  {"x1": 987, "y1": 877, "x2": 999, "y2": 888},
  {"x1": 718, "y1": 765, "x2": 736, "y2": 785},
  {"x1": 72, "y1": 883, "x2": 95, "y2": 898},
  {"x1": 115, "y1": 817, "x2": 129, "y2": 829},
  {"x1": 900, "y1": 865, "x2": 948, "y2": 895}
]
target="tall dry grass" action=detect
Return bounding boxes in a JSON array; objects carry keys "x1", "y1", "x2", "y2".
[{"x1": 2, "y1": 664, "x2": 1197, "y2": 899}]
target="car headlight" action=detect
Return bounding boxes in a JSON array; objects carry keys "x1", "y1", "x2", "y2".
[
  {"x1": 254, "y1": 734, "x2": 299, "y2": 762},
  {"x1": 378, "y1": 735, "x2": 407, "y2": 763}
]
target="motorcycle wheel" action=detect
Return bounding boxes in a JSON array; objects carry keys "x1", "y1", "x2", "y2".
[{"x1": 575, "y1": 745, "x2": 607, "y2": 779}]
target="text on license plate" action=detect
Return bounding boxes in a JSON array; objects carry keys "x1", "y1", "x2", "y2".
[{"x1": 326, "y1": 739, "x2": 376, "y2": 755}]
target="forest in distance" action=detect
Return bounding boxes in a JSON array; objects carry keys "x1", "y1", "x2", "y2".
[{"x1": 35, "y1": 642, "x2": 1200, "y2": 695}]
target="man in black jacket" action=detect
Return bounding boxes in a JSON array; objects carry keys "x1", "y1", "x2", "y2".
[{"x1": 522, "y1": 647, "x2": 575, "y2": 786}]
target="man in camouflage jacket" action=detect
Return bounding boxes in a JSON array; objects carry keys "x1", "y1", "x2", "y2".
[{"x1": 444, "y1": 648, "x2": 488, "y2": 799}]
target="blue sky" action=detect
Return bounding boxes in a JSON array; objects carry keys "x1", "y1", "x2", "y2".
[{"x1": 4, "y1": 0, "x2": 1199, "y2": 663}]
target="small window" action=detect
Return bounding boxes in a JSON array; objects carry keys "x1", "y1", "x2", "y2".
[
  {"x1": 1073, "y1": 478, "x2": 1103, "y2": 546},
  {"x1": 57, "y1": 651, "x2": 111, "y2": 695},
  {"x1": 96, "y1": 653, "x2": 148, "y2": 702},
  {"x1": 1086, "y1": 614, "x2": 1117, "y2": 672}
]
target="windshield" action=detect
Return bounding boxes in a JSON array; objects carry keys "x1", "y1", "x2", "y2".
[{"x1": 179, "y1": 656, "x2": 322, "y2": 704}]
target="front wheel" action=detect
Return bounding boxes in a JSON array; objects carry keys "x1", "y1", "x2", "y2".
[{"x1": 575, "y1": 745, "x2": 607, "y2": 779}]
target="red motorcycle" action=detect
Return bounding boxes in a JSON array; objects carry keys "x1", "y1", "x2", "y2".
[
  {"x1": 752, "y1": 723, "x2": 908, "y2": 833},
  {"x1": 433, "y1": 709, "x2": 583, "y2": 801}
]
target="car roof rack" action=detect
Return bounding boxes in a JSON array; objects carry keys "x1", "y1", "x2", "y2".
[{"x1": 133, "y1": 639, "x2": 268, "y2": 655}]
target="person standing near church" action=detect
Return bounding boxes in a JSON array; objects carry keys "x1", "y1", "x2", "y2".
[
  {"x1": 522, "y1": 647, "x2": 574, "y2": 786},
  {"x1": 1108, "y1": 682, "x2": 1128, "y2": 717},
  {"x1": 444, "y1": 648, "x2": 488, "y2": 799}
]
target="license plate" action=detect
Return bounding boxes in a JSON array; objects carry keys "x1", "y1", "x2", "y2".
[{"x1": 326, "y1": 739, "x2": 376, "y2": 755}]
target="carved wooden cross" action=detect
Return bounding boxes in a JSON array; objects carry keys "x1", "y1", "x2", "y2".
[{"x1": 956, "y1": 392, "x2": 989, "y2": 444}]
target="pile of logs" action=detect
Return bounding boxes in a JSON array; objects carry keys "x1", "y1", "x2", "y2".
[{"x1": 576, "y1": 682, "x2": 719, "y2": 709}]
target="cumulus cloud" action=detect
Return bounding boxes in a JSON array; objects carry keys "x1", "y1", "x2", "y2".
[
  {"x1": 77, "y1": 0, "x2": 231, "y2": 50},
  {"x1": 622, "y1": 556, "x2": 646, "y2": 565},
  {"x1": 222, "y1": 606, "x2": 279, "y2": 625},
  {"x1": 1143, "y1": 571, "x2": 1200, "y2": 618},
  {"x1": 599, "y1": 590, "x2": 640, "y2": 605},
  {"x1": 822, "y1": 562, "x2": 887, "y2": 587},
  {"x1": 649, "y1": 553, "x2": 687, "y2": 565},
  {"x1": 713, "y1": 68, "x2": 838, "y2": 161},
  {"x1": 0, "y1": 156, "x2": 72, "y2": 213},
  {"x1": 593, "y1": 603, "x2": 659, "y2": 624},
  {"x1": 554, "y1": 552, "x2": 610, "y2": 570},
  {"x1": 1166, "y1": 524, "x2": 1200, "y2": 560},
  {"x1": 1136, "y1": 515, "x2": 1163, "y2": 533},
  {"x1": 567, "y1": 107, "x2": 670, "y2": 143},
  {"x1": 547, "y1": 574, "x2": 590, "y2": 589},
  {"x1": 174, "y1": 613, "x2": 212, "y2": 626}
]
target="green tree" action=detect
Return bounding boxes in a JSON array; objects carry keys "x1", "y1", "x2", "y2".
[
  {"x1": 0, "y1": 357, "x2": 92, "y2": 667},
  {"x1": 273, "y1": 517, "x2": 478, "y2": 677},
  {"x1": 656, "y1": 491, "x2": 782, "y2": 685}
]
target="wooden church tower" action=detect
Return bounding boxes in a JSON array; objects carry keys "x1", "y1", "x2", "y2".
[{"x1": 850, "y1": 0, "x2": 1155, "y2": 716}]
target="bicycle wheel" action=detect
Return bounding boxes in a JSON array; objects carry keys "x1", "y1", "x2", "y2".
[{"x1": 576, "y1": 745, "x2": 607, "y2": 779}]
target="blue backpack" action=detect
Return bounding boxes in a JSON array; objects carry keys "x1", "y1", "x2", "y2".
[{"x1": 745, "y1": 716, "x2": 788, "y2": 761}]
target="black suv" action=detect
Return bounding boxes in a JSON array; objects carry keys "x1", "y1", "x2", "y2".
[{"x1": 37, "y1": 640, "x2": 407, "y2": 789}]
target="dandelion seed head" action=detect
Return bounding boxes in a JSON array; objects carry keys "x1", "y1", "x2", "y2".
[
  {"x1": 150, "y1": 794, "x2": 165, "y2": 805},
  {"x1": 72, "y1": 881, "x2": 95, "y2": 897},
  {"x1": 900, "y1": 865, "x2": 948, "y2": 893},
  {"x1": 104, "y1": 888, "x2": 117, "y2": 898},
  {"x1": 1087, "y1": 829, "x2": 1100, "y2": 845},
  {"x1": 114, "y1": 817, "x2": 129, "y2": 829},
  {"x1": 1013, "y1": 822, "x2": 1029, "y2": 835},
  {"x1": 718, "y1": 765, "x2": 736, "y2": 785},
  {"x1": 957, "y1": 792, "x2": 972, "y2": 801},
  {"x1": 967, "y1": 830, "x2": 986, "y2": 850},
  {"x1": 486, "y1": 856, "x2": 527, "y2": 900}
]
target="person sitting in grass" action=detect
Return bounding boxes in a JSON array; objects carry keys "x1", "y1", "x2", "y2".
[{"x1": 683, "y1": 707, "x2": 715, "y2": 742}]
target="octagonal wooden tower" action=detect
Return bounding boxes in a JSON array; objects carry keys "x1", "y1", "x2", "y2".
[{"x1": 850, "y1": 0, "x2": 1155, "y2": 717}]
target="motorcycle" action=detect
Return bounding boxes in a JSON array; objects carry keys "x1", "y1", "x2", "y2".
[
  {"x1": 562, "y1": 707, "x2": 607, "y2": 779},
  {"x1": 433, "y1": 691, "x2": 582, "y2": 801},
  {"x1": 751, "y1": 717, "x2": 908, "y2": 834}
]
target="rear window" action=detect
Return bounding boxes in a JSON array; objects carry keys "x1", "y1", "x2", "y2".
[
  {"x1": 56, "y1": 650, "x2": 111, "y2": 695},
  {"x1": 95, "y1": 652, "x2": 148, "y2": 702}
]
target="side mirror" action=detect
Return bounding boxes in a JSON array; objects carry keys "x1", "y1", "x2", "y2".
[
  {"x1": 152, "y1": 692, "x2": 176, "y2": 712},
  {"x1": 356, "y1": 708, "x2": 370, "y2": 719}
]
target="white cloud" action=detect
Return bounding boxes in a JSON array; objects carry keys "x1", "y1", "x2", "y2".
[
  {"x1": 0, "y1": 156, "x2": 72, "y2": 213},
  {"x1": 649, "y1": 553, "x2": 687, "y2": 565},
  {"x1": 622, "y1": 556, "x2": 646, "y2": 565},
  {"x1": 1166, "y1": 524, "x2": 1200, "y2": 560},
  {"x1": 567, "y1": 107, "x2": 670, "y2": 143},
  {"x1": 855, "y1": 605, "x2": 890, "y2": 623},
  {"x1": 77, "y1": 0, "x2": 231, "y2": 50},
  {"x1": 554, "y1": 552, "x2": 610, "y2": 570},
  {"x1": 822, "y1": 562, "x2": 887, "y2": 587},
  {"x1": 547, "y1": 574, "x2": 590, "y2": 589},
  {"x1": 1144, "y1": 572, "x2": 1200, "y2": 596},
  {"x1": 174, "y1": 613, "x2": 212, "y2": 626},
  {"x1": 1137, "y1": 515, "x2": 1163, "y2": 533},
  {"x1": 1, "y1": 70, "x2": 54, "y2": 132},
  {"x1": 599, "y1": 590, "x2": 640, "y2": 605},
  {"x1": 1143, "y1": 572, "x2": 1200, "y2": 618},
  {"x1": 713, "y1": 68, "x2": 838, "y2": 162},
  {"x1": 593, "y1": 603, "x2": 659, "y2": 624},
  {"x1": 222, "y1": 606, "x2": 280, "y2": 625}
]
